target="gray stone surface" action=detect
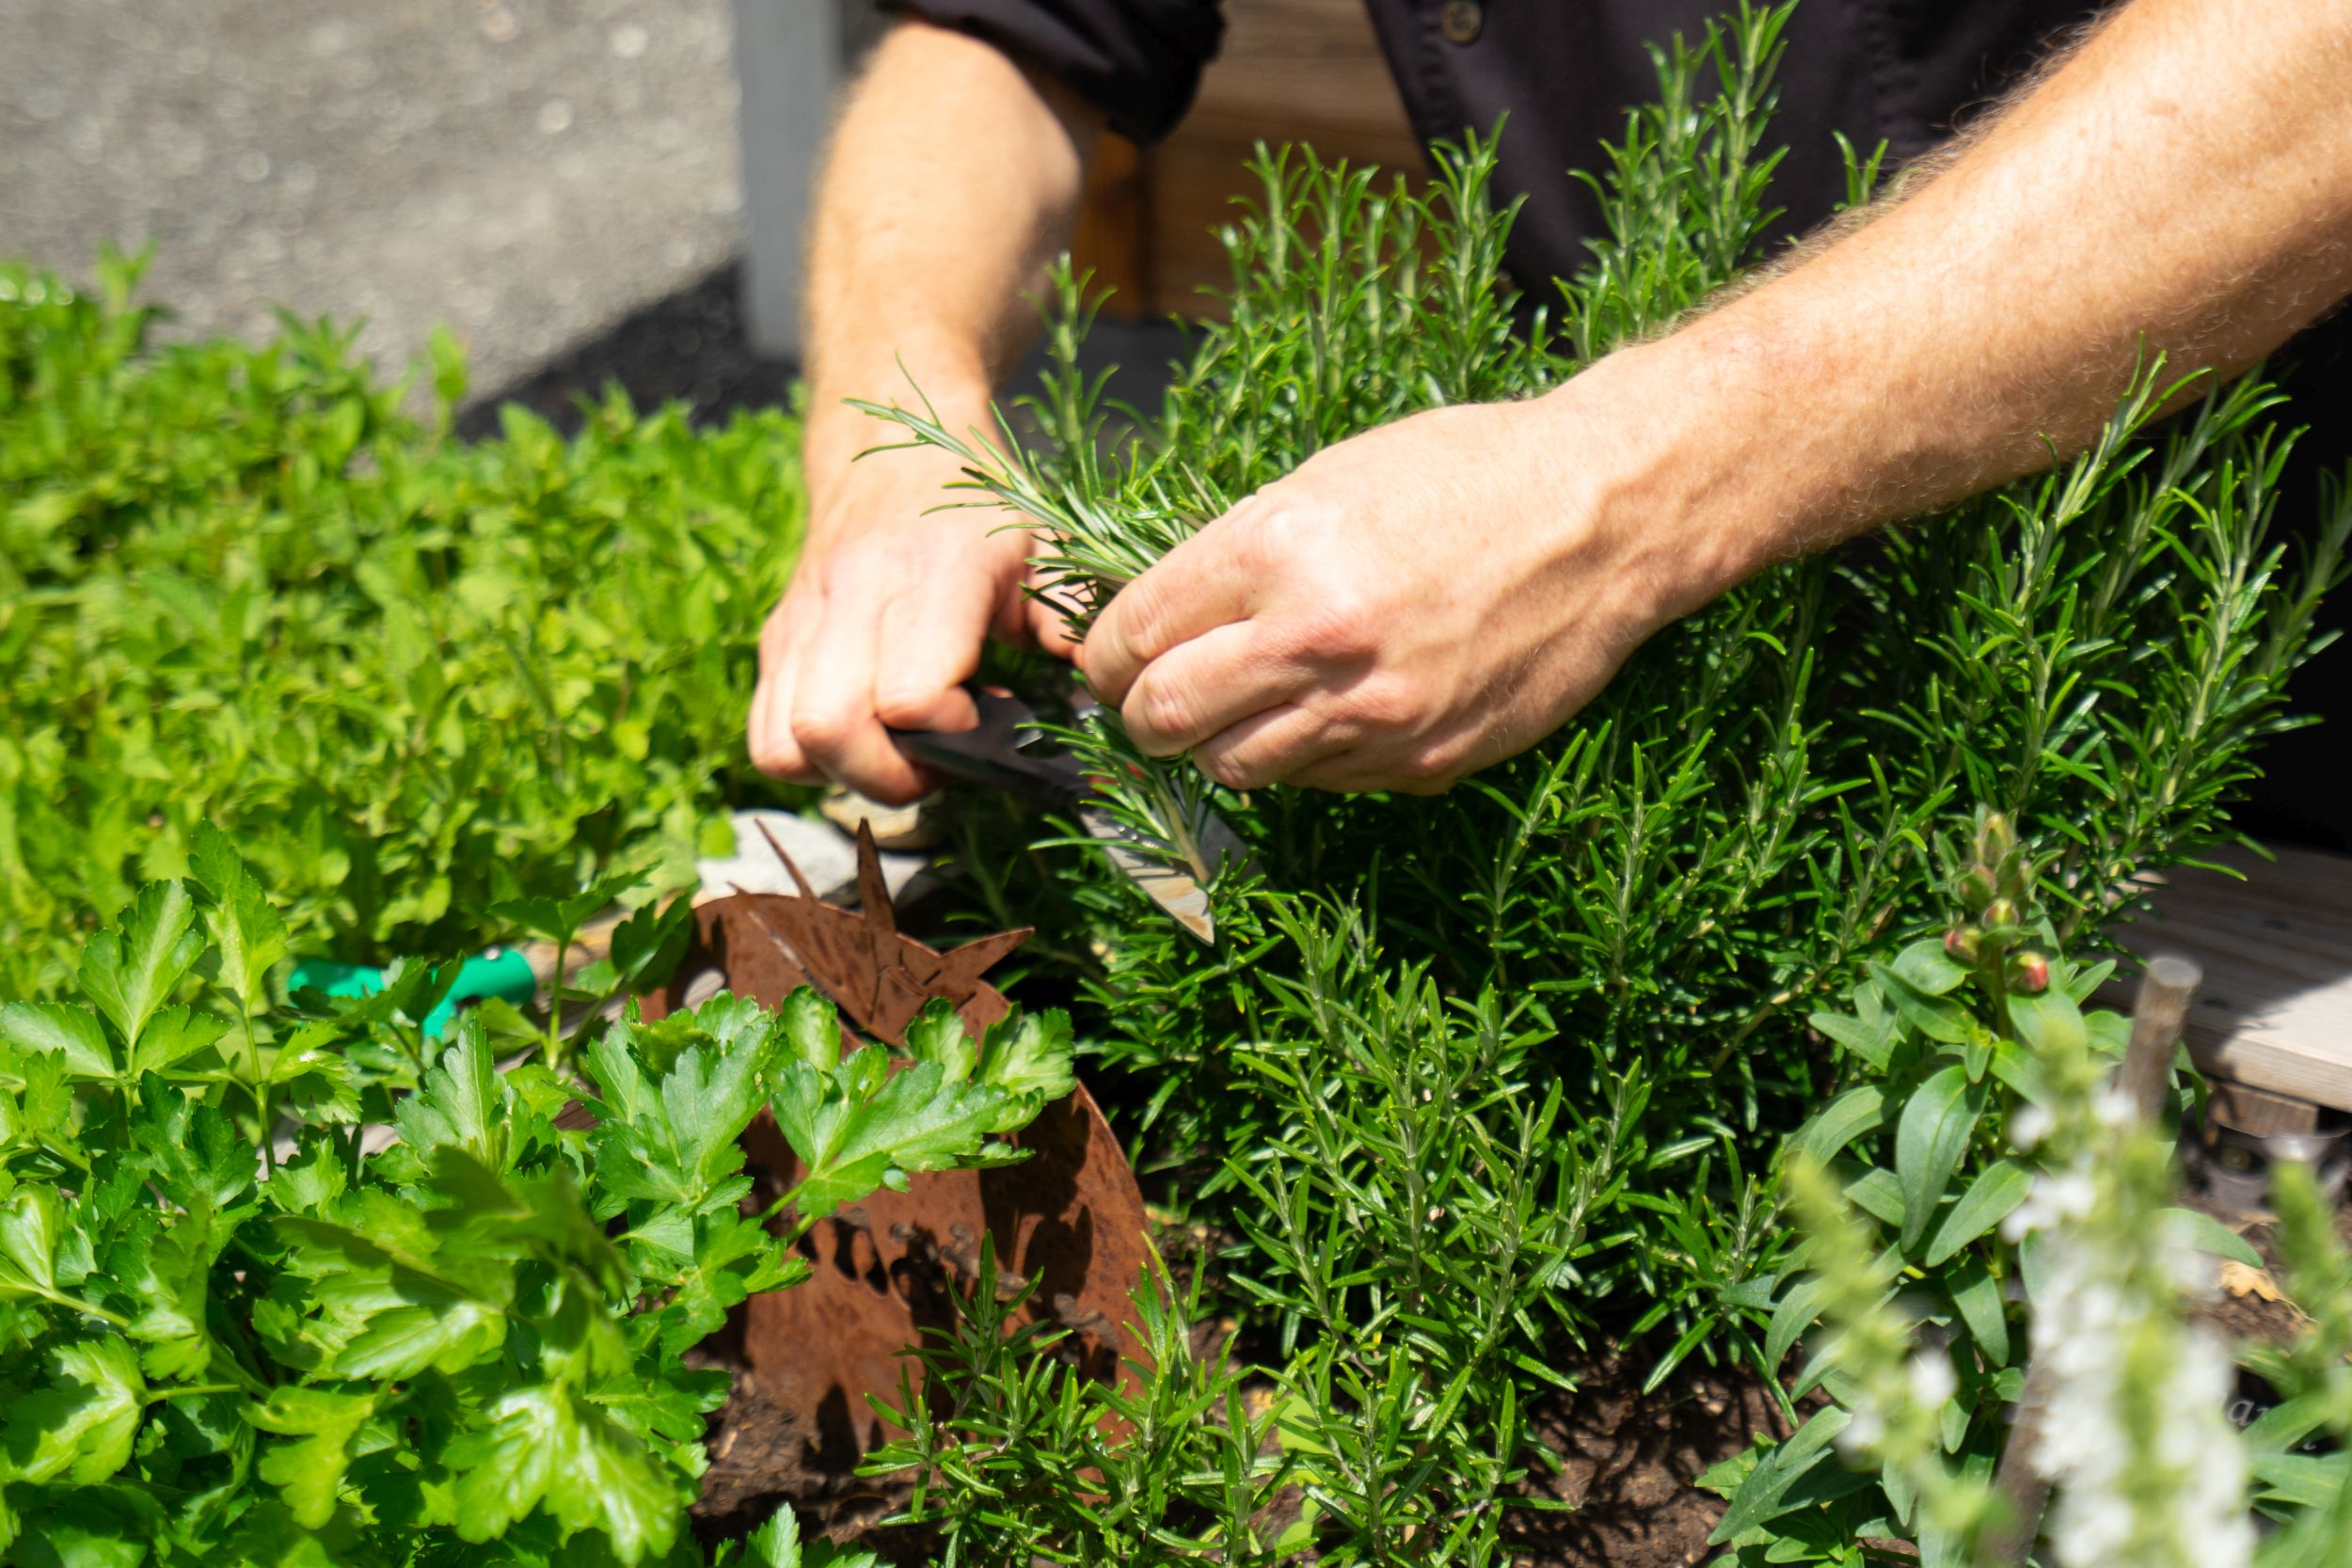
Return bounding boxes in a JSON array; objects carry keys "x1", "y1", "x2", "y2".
[
  {"x1": 697, "y1": 810, "x2": 930, "y2": 908},
  {"x1": 0, "y1": 0, "x2": 747, "y2": 400}
]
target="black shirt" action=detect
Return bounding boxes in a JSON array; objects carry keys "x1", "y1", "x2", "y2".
[
  {"x1": 890, "y1": 0, "x2": 2104, "y2": 292},
  {"x1": 891, "y1": 0, "x2": 2352, "y2": 847}
]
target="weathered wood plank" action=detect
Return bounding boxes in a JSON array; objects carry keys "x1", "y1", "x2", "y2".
[
  {"x1": 1077, "y1": 0, "x2": 1422, "y2": 317},
  {"x1": 2113, "y1": 845, "x2": 2352, "y2": 1112},
  {"x1": 1187, "y1": 0, "x2": 1423, "y2": 155}
]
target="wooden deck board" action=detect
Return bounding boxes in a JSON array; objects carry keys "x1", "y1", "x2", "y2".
[{"x1": 2111, "y1": 845, "x2": 2352, "y2": 1111}]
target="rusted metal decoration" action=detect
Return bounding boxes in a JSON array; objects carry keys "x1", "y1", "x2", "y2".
[{"x1": 640, "y1": 822, "x2": 1152, "y2": 1481}]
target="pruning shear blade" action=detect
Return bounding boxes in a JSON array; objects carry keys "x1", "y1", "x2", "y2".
[
  {"x1": 890, "y1": 689, "x2": 1240, "y2": 942},
  {"x1": 1078, "y1": 804, "x2": 1222, "y2": 943}
]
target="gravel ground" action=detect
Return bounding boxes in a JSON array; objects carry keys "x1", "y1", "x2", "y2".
[{"x1": 0, "y1": 0, "x2": 749, "y2": 403}]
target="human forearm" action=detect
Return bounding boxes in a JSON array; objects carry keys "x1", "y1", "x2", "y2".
[
  {"x1": 752, "y1": 22, "x2": 1099, "y2": 798},
  {"x1": 1076, "y1": 0, "x2": 2352, "y2": 798},
  {"x1": 1577, "y1": 0, "x2": 2352, "y2": 616},
  {"x1": 802, "y1": 21, "x2": 1102, "y2": 501}
]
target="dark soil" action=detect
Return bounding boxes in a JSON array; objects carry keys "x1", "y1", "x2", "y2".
[
  {"x1": 2178, "y1": 1174, "x2": 2352, "y2": 1441},
  {"x1": 688, "y1": 1348, "x2": 934, "y2": 1565},
  {"x1": 1505, "y1": 1352, "x2": 1795, "y2": 1568},
  {"x1": 684, "y1": 1309, "x2": 1794, "y2": 1568},
  {"x1": 679, "y1": 874, "x2": 2343, "y2": 1565},
  {"x1": 685, "y1": 1190, "x2": 2344, "y2": 1566}
]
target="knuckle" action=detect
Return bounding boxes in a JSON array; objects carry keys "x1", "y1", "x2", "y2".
[
  {"x1": 1132, "y1": 681, "x2": 1196, "y2": 750},
  {"x1": 1108, "y1": 581, "x2": 1170, "y2": 661},
  {"x1": 870, "y1": 687, "x2": 930, "y2": 727},
  {"x1": 1296, "y1": 587, "x2": 1384, "y2": 660},
  {"x1": 1237, "y1": 500, "x2": 1313, "y2": 571},
  {"x1": 749, "y1": 720, "x2": 814, "y2": 781},
  {"x1": 1198, "y1": 751, "x2": 1258, "y2": 791},
  {"x1": 789, "y1": 704, "x2": 852, "y2": 758},
  {"x1": 1399, "y1": 738, "x2": 1467, "y2": 794},
  {"x1": 1343, "y1": 675, "x2": 1421, "y2": 732}
]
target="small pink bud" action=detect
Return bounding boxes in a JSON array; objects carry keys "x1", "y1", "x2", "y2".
[
  {"x1": 1956, "y1": 864, "x2": 1998, "y2": 911},
  {"x1": 2010, "y1": 952, "x2": 2050, "y2": 994},
  {"x1": 1944, "y1": 927, "x2": 1981, "y2": 963},
  {"x1": 1982, "y1": 898, "x2": 2019, "y2": 930}
]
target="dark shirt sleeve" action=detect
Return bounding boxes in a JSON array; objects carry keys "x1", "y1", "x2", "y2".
[{"x1": 882, "y1": 0, "x2": 1225, "y2": 144}]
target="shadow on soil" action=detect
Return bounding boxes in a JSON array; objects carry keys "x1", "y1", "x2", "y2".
[
  {"x1": 459, "y1": 259, "x2": 1196, "y2": 442},
  {"x1": 455, "y1": 261, "x2": 796, "y2": 439}
]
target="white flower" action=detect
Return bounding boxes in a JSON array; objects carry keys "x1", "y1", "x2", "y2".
[
  {"x1": 1907, "y1": 1351, "x2": 1957, "y2": 1410},
  {"x1": 2022, "y1": 1146, "x2": 2256, "y2": 1568},
  {"x1": 2009, "y1": 1102, "x2": 2055, "y2": 1150},
  {"x1": 1836, "y1": 1406, "x2": 1886, "y2": 1457},
  {"x1": 2003, "y1": 1160, "x2": 2099, "y2": 1241}
]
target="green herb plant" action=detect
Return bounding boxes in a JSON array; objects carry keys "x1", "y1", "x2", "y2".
[
  {"x1": 1712, "y1": 813, "x2": 2352, "y2": 1568},
  {"x1": 0, "y1": 250, "x2": 807, "y2": 1004},
  {"x1": 0, "y1": 827, "x2": 1074, "y2": 1565},
  {"x1": 870, "y1": 899, "x2": 1645, "y2": 1564},
  {"x1": 872, "y1": 0, "x2": 2341, "y2": 1207},
  {"x1": 850, "y1": 0, "x2": 2345, "y2": 1558}
]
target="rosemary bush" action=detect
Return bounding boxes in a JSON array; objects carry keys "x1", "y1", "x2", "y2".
[{"x1": 862, "y1": 2, "x2": 2346, "y2": 1558}]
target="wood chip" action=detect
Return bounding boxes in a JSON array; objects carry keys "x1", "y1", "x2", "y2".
[{"x1": 2218, "y1": 1259, "x2": 2287, "y2": 1303}]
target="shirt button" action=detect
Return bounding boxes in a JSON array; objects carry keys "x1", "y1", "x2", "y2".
[{"x1": 1439, "y1": 0, "x2": 1483, "y2": 45}]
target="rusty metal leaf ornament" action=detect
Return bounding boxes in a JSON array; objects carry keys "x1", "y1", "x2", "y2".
[{"x1": 640, "y1": 821, "x2": 1151, "y2": 1481}]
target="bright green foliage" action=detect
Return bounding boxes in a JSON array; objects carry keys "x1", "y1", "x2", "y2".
[
  {"x1": 868, "y1": 901, "x2": 1642, "y2": 1563},
  {"x1": 2, "y1": 0, "x2": 2345, "y2": 1558},
  {"x1": 882, "y1": 0, "x2": 2337, "y2": 1318},
  {"x1": 0, "y1": 841, "x2": 1071, "y2": 1564},
  {"x1": 766, "y1": 999, "x2": 1067, "y2": 1224},
  {"x1": 711, "y1": 1504, "x2": 878, "y2": 1568},
  {"x1": 866, "y1": 1236, "x2": 1294, "y2": 1564},
  {"x1": 1720, "y1": 816, "x2": 2348, "y2": 1566},
  {"x1": 860, "y1": 2, "x2": 2345, "y2": 1558},
  {"x1": 0, "y1": 249, "x2": 806, "y2": 1003}
]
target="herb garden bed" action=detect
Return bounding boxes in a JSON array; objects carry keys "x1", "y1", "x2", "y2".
[{"x1": 5, "y1": 4, "x2": 2352, "y2": 1566}]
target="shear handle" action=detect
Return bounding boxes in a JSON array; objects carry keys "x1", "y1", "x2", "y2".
[{"x1": 887, "y1": 689, "x2": 1088, "y2": 807}]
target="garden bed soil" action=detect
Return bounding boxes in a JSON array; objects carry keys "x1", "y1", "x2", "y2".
[
  {"x1": 685, "y1": 1316, "x2": 1794, "y2": 1568},
  {"x1": 688, "y1": 1345, "x2": 933, "y2": 1563},
  {"x1": 678, "y1": 974, "x2": 2343, "y2": 1568},
  {"x1": 685, "y1": 1182, "x2": 2347, "y2": 1566},
  {"x1": 2182, "y1": 1180, "x2": 2352, "y2": 1439},
  {"x1": 1505, "y1": 1352, "x2": 1795, "y2": 1568}
]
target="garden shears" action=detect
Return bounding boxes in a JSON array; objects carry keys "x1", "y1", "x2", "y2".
[{"x1": 889, "y1": 689, "x2": 1247, "y2": 942}]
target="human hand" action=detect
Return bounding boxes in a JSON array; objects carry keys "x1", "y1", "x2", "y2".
[
  {"x1": 1076, "y1": 372, "x2": 1739, "y2": 794},
  {"x1": 749, "y1": 437, "x2": 1075, "y2": 803}
]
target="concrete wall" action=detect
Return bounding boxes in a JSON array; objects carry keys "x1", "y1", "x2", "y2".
[{"x1": 731, "y1": 0, "x2": 882, "y2": 360}]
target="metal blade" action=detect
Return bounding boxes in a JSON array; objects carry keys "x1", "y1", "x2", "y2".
[{"x1": 1078, "y1": 803, "x2": 1242, "y2": 943}]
